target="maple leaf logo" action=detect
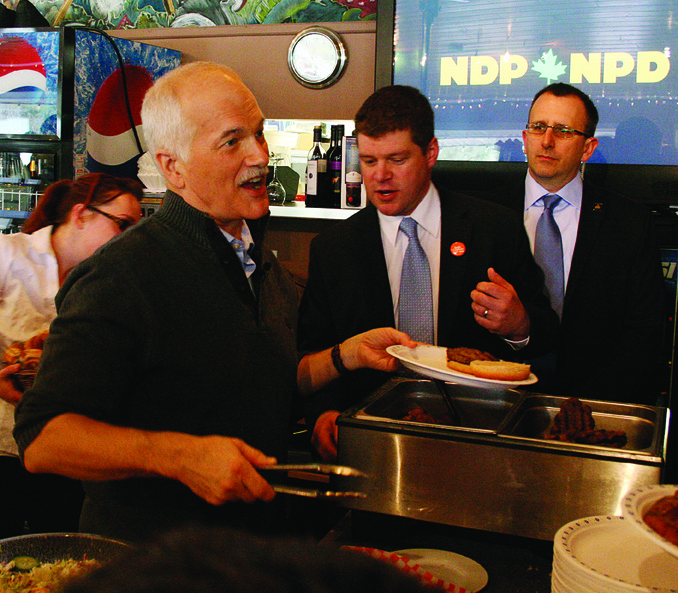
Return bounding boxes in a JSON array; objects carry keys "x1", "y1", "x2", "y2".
[{"x1": 531, "y1": 49, "x2": 567, "y2": 84}]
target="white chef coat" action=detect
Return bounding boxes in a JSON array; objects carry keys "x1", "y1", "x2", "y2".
[{"x1": 0, "y1": 225, "x2": 58, "y2": 457}]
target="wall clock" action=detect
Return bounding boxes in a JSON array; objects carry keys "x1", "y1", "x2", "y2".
[{"x1": 288, "y1": 26, "x2": 347, "y2": 89}]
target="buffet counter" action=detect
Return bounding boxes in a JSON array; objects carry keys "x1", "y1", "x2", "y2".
[{"x1": 335, "y1": 377, "x2": 667, "y2": 541}]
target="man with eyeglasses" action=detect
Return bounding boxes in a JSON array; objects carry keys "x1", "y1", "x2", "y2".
[{"x1": 514, "y1": 82, "x2": 665, "y2": 403}]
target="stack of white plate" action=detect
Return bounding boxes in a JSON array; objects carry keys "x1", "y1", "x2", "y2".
[{"x1": 552, "y1": 485, "x2": 678, "y2": 593}]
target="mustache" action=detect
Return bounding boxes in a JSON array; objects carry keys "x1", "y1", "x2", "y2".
[{"x1": 238, "y1": 166, "x2": 269, "y2": 185}]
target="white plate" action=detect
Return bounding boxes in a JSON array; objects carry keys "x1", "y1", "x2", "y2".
[
  {"x1": 393, "y1": 548, "x2": 488, "y2": 592},
  {"x1": 622, "y1": 484, "x2": 678, "y2": 559},
  {"x1": 554, "y1": 515, "x2": 678, "y2": 591},
  {"x1": 387, "y1": 344, "x2": 538, "y2": 388}
]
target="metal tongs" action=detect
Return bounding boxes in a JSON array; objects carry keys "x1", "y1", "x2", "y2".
[{"x1": 260, "y1": 463, "x2": 368, "y2": 499}]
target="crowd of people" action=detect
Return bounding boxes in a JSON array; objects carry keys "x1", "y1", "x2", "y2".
[{"x1": 1, "y1": 62, "x2": 666, "y2": 584}]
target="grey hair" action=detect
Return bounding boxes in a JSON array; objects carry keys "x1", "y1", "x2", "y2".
[{"x1": 141, "y1": 62, "x2": 244, "y2": 167}]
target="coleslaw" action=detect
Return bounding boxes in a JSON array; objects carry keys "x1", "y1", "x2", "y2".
[{"x1": 0, "y1": 557, "x2": 100, "y2": 592}]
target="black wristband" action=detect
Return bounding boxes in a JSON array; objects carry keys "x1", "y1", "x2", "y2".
[{"x1": 331, "y1": 343, "x2": 349, "y2": 376}]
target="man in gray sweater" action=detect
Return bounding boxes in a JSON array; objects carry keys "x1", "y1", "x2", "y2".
[{"x1": 14, "y1": 62, "x2": 412, "y2": 542}]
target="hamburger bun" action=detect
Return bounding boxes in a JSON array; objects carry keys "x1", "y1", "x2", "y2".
[
  {"x1": 25, "y1": 329, "x2": 49, "y2": 350},
  {"x1": 446, "y1": 347, "x2": 497, "y2": 375},
  {"x1": 4, "y1": 344, "x2": 23, "y2": 365},
  {"x1": 469, "y1": 360, "x2": 531, "y2": 381},
  {"x1": 19, "y1": 349, "x2": 42, "y2": 371},
  {"x1": 3, "y1": 330, "x2": 49, "y2": 371}
]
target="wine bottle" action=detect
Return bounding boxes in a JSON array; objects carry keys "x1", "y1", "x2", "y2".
[
  {"x1": 324, "y1": 125, "x2": 338, "y2": 207},
  {"x1": 327, "y1": 124, "x2": 344, "y2": 208},
  {"x1": 344, "y1": 136, "x2": 362, "y2": 208},
  {"x1": 320, "y1": 126, "x2": 335, "y2": 208},
  {"x1": 305, "y1": 125, "x2": 327, "y2": 208}
]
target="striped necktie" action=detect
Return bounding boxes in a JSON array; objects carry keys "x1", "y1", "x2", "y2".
[
  {"x1": 534, "y1": 194, "x2": 564, "y2": 318},
  {"x1": 398, "y1": 217, "x2": 434, "y2": 343}
]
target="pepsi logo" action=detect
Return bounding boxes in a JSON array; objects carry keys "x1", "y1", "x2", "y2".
[
  {"x1": 0, "y1": 36, "x2": 47, "y2": 104},
  {"x1": 86, "y1": 64, "x2": 153, "y2": 177}
]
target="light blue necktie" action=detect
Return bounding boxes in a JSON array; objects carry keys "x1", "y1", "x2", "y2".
[
  {"x1": 534, "y1": 194, "x2": 564, "y2": 318},
  {"x1": 229, "y1": 237, "x2": 256, "y2": 279},
  {"x1": 398, "y1": 217, "x2": 434, "y2": 343}
]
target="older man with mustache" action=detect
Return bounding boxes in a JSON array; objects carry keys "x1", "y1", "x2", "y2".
[{"x1": 14, "y1": 62, "x2": 413, "y2": 543}]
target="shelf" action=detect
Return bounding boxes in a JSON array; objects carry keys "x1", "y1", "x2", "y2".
[
  {"x1": 141, "y1": 191, "x2": 360, "y2": 221},
  {"x1": 269, "y1": 201, "x2": 358, "y2": 220},
  {"x1": 0, "y1": 210, "x2": 31, "y2": 219}
]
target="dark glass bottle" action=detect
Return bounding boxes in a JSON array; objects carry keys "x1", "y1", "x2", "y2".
[
  {"x1": 344, "y1": 135, "x2": 362, "y2": 208},
  {"x1": 327, "y1": 124, "x2": 344, "y2": 208},
  {"x1": 324, "y1": 125, "x2": 338, "y2": 207},
  {"x1": 305, "y1": 125, "x2": 327, "y2": 208}
]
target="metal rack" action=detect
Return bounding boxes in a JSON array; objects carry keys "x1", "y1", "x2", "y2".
[{"x1": 0, "y1": 177, "x2": 41, "y2": 233}]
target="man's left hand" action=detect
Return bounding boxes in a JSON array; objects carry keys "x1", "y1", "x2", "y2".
[
  {"x1": 0, "y1": 364, "x2": 22, "y2": 405},
  {"x1": 471, "y1": 268, "x2": 530, "y2": 341}
]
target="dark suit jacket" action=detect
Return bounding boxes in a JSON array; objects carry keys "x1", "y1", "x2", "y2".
[
  {"x1": 502, "y1": 178, "x2": 666, "y2": 404},
  {"x1": 298, "y1": 186, "x2": 559, "y2": 424}
]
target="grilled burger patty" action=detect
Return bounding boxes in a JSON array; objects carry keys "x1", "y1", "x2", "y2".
[
  {"x1": 446, "y1": 347, "x2": 498, "y2": 375},
  {"x1": 644, "y1": 490, "x2": 678, "y2": 546},
  {"x1": 446, "y1": 347, "x2": 497, "y2": 366}
]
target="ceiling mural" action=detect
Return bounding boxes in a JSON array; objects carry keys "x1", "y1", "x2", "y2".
[{"x1": 2, "y1": 0, "x2": 376, "y2": 29}]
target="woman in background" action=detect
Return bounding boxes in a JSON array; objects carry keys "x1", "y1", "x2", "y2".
[{"x1": 0, "y1": 172, "x2": 143, "y2": 538}]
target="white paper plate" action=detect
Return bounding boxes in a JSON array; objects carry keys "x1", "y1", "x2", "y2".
[
  {"x1": 387, "y1": 344, "x2": 537, "y2": 388},
  {"x1": 554, "y1": 515, "x2": 678, "y2": 591},
  {"x1": 393, "y1": 548, "x2": 488, "y2": 592},
  {"x1": 553, "y1": 554, "x2": 648, "y2": 593},
  {"x1": 551, "y1": 568, "x2": 581, "y2": 593},
  {"x1": 622, "y1": 484, "x2": 678, "y2": 559}
]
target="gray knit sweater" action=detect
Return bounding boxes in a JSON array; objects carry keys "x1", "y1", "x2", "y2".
[{"x1": 14, "y1": 191, "x2": 299, "y2": 541}]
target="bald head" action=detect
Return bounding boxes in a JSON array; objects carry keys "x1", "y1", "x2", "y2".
[{"x1": 141, "y1": 62, "x2": 255, "y2": 165}]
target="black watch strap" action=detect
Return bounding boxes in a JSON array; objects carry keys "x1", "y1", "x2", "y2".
[{"x1": 331, "y1": 343, "x2": 349, "y2": 376}]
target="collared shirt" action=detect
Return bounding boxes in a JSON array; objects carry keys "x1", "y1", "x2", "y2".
[
  {"x1": 221, "y1": 221, "x2": 256, "y2": 290},
  {"x1": 378, "y1": 184, "x2": 529, "y2": 349},
  {"x1": 0, "y1": 225, "x2": 58, "y2": 457},
  {"x1": 524, "y1": 173, "x2": 582, "y2": 288},
  {"x1": 377, "y1": 184, "x2": 441, "y2": 343}
]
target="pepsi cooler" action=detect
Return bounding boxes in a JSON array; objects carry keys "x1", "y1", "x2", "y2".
[{"x1": 0, "y1": 27, "x2": 180, "y2": 231}]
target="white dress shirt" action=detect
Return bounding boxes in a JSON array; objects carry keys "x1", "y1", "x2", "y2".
[
  {"x1": 524, "y1": 173, "x2": 582, "y2": 289},
  {"x1": 0, "y1": 226, "x2": 59, "y2": 457},
  {"x1": 377, "y1": 184, "x2": 442, "y2": 343},
  {"x1": 378, "y1": 184, "x2": 529, "y2": 350}
]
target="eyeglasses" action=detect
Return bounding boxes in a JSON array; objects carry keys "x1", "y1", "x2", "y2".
[
  {"x1": 525, "y1": 122, "x2": 590, "y2": 139},
  {"x1": 88, "y1": 206, "x2": 134, "y2": 232}
]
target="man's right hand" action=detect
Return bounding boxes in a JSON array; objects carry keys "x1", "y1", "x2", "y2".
[
  {"x1": 22, "y1": 414, "x2": 278, "y2": 506},
  {"x1": 172, "y1": 435, "x2": 278, "y2": 505},
  {"x1": 311, "y1": 410, "x2": 341, "y2": 462},
  {"x1": 0, "y1": 364, "x2": 22, "y2": 405}
]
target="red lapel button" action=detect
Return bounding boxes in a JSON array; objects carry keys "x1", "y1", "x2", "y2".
[{"x1": 450, "y1": 242, "x2": 466, "y2": 256}]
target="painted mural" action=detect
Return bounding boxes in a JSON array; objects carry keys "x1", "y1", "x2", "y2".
[{"x1": 2, "y1": 0, "x2": 375, "y2": 29}]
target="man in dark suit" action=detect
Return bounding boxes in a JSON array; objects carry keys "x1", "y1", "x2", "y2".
[
  {"x1": 298, "y1": 85, "x2": 559, "y2": 460},
  {"x1": 510, "y1": 83, "x2": 666, "y2": 403}
]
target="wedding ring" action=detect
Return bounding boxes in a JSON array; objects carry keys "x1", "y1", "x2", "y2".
[{"x1": 483, "y1": 309, "x2": 489, "y2": 317}]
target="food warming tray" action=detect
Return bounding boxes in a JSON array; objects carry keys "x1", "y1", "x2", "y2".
[{"x1": 336, "y1": 378, "x2": 668, "y2": 541}]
